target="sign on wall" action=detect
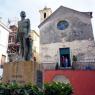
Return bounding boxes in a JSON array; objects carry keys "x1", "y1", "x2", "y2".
[{"x1": 36, "y1": 70, "x2": 43, "y2": 89}]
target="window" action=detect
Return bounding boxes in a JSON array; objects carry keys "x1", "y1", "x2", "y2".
[
  {"x1": 57, "y1": 20, "x2": 69, "y2": 30},
  {"x1": 44, "y1": 13, "x2": 46, "y2": 18},
  {"x1": 0, "y1": 55, "x2": 6, "y2": 68},
  {"x1": 9, "y1": 36, "x2": 14, "y2": 43}
]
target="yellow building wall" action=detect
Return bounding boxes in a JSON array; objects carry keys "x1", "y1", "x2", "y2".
[{"x1": 29, "y1": 30, "x2": 40, "y2": 63}]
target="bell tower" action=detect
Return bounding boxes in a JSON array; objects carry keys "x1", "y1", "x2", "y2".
[{"x1": 39, "y1": 6, "x2": 52, "y2": 22}]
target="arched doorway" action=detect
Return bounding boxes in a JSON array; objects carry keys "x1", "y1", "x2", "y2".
[{"x1": 53, "y1": 75, "x2": 70, "y2": 84}]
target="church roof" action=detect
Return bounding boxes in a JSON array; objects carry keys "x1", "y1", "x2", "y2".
[{"x1": 38, "y1": 6, "x2": 92, "y2": 28}]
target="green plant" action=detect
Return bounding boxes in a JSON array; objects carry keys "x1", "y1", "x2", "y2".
[
  {"x1": 44, "y1": 82, "x2": 73, "y2": 95},
  {"x1": 0, "y1": 82, "x2": 73, "y2": 95},
  {"x1": 0, "y1": 83, "x2": 6, "y2": 89},
  {"x1": 73, "y1": 55, "x2": 77, "y2": 62}
]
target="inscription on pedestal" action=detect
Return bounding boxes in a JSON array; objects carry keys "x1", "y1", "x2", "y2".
[{"x1": 2, "y1": 61, "x2": 36, "y2": 84}]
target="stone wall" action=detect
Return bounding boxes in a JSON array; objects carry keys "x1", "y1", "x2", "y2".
[
  {"x1": 39, "y1": 6, "x2": 95, "y2": 63},
  {"x1": 40, "y1": 40, "x2": 95, "y2": 63},
  {"x1": 2, "y1": 61, "x2": 41, "y2": 84},
  {"x1": 40, "y1": 7, "x2": 94, "y2": 44}
]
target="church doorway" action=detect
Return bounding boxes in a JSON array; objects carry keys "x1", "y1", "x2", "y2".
[{"x1": 59, "y1": 48, "x2": 72, "y2": 68}]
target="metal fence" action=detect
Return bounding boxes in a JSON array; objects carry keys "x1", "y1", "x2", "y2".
[
  {"x1": 41, "y1": 62, "x2": 95, "y2": 70},
  {"x1": 73, "y1": 61, "x2": 95, "y2": 70}
]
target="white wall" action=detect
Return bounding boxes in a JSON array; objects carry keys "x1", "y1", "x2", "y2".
[{"x1": 0, "y1": 23, "x2": 9, "y2": 63}]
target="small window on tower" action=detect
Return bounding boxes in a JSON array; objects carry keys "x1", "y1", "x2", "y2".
[{"x1": 44, "y1": 13, "x2": 46, "y2": 18}]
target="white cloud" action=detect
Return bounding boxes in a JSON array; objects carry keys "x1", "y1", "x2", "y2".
[{"x1": 0, "y1": 0, "x2": 95, "y2": 35}]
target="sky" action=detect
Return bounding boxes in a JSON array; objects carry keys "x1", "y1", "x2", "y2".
[{"x1": 0, "y1": 0, "x2": 95, "y2": 37}]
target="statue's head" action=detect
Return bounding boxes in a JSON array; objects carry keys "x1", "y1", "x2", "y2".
[{"x1": 20, "y1": 11, "x2": 26, "y2": 18}]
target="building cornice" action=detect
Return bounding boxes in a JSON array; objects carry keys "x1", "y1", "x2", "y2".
[{"x1": 0, "y1": 21, "x2": 11, "y2": 32}]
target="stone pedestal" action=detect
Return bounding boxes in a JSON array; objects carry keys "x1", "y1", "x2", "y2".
[{"x1": 2, "y1": 61, "x2": 38, "y2": 84}]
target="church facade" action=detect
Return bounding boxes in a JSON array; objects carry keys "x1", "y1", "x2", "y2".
[{"x1": 38, "y1": 6, "x2": 95, "y2": 69}]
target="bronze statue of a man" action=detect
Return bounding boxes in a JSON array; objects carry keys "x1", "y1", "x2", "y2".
[{"x1": 16, "y1": 11, "x2": 33, "y2": 61}]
